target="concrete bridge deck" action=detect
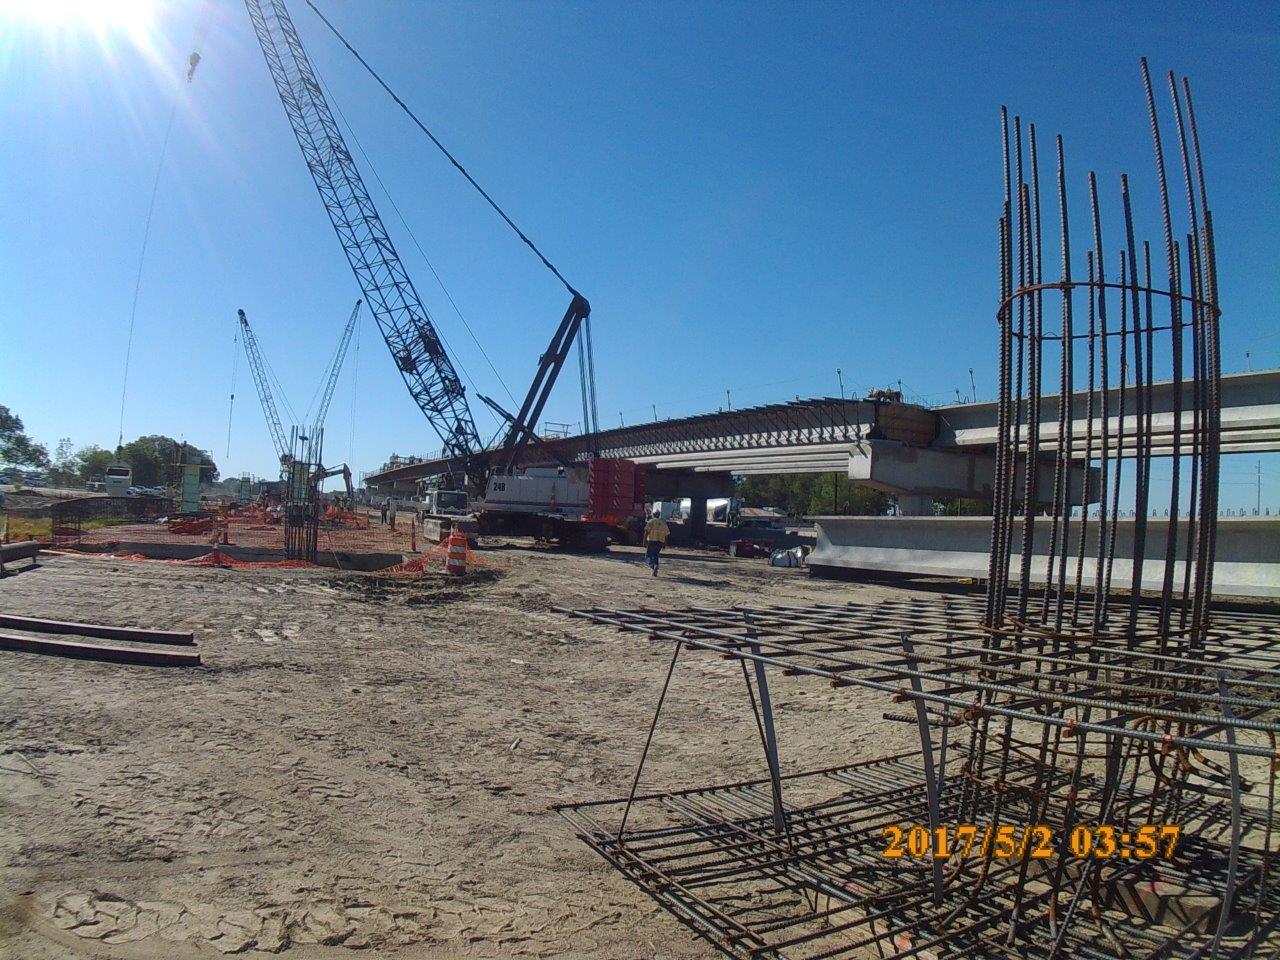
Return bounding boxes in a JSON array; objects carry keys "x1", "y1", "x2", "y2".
[{"x1": 367, "y1": 369, "x2": 1277, "y2": 504}]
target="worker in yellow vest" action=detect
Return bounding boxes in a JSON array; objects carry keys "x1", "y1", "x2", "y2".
[{"x1": 643, "y1": 509, "x2": 671, "y2": 577}]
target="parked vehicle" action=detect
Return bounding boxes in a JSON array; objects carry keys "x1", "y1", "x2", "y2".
[
  {"x1": 413, "y1": 486, "x2": 479, "y2": 544},
  {"x1": 478, "y1": 460, "x2": 646, "y2": 550},
  {"x1": 406, "y1": 460, "x2": 645, "y2": 550},
  {"x1": 105, "y1": 462, "x2": 133, "y2": 496}
]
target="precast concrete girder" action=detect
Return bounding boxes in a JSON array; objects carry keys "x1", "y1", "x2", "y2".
[
  {"x1": 629, "y1": 439, "x2": 1096, "y2": 504},
  {"x1": 937, "y1": 370, "x2": 1280, "y2": 458},
  {"x1": 807, "y1": 515, "x2": 1280, "y2": 599}
]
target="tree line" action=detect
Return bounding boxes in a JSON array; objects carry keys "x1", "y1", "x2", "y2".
[
  {"x1": 1, "y1": 404, "x2": 219, "y2": 488},
  {"x1": 737, "y1": 473, "x2": 892, "y2": 516},
  {"x1": 736, "y1": 474, "x2": 992, "y2": 517}
]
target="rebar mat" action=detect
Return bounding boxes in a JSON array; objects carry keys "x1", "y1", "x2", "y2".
[{"x1": 556, "y1": 750, "x2": 1280, "y2": 959}]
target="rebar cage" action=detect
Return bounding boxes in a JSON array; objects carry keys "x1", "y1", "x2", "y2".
[
  {"x1": 553, "y1": 61, "x2": 1278, "y2": 960},
  {"x1": 283, "y1": 426, "x2": 322, "y2": 563}
]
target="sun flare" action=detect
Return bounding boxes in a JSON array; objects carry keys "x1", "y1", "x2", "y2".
[{"x1": 1, "y1": 0, "x2": 162, "y2": 47}]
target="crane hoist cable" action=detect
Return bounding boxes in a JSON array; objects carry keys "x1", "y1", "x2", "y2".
[
  {"x1": 302, "y1": 1, "x2": 602, "y2": 458},
  {"x1": 117, "y1": 93, "x2": 179, "y2": 453},
  {"x1": 225, "y1": 318, "x2": 240, "y2": 460},
  {"x1": 318, "y1": 73, "x2": 517, "y2": 412},
  {"x1": 117, "y1": 3, "x2": 213, "y2": 453},
  {"x1": 304, "y1": 0, "x2": 579, "y2": 299}
]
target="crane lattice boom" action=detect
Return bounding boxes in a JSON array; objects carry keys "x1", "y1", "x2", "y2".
[
  {"x1": 236, "y1": 308, "x2": 290, "y2": 464},
  {"x1": 244, "y1": 0, "x2": 481, "y2": 468},
  {"x1": 312, "y1": 298, "x2": 362, "y2": 436}
]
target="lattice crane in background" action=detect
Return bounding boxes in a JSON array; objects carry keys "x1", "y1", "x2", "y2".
[
  {"x1": 243, "y1": 0, "x2": 597, "y2": 491},
  {"x1": 311, "y1": 298, "x2": 363, "y2": 439},
  {"x1": 236, "y1": 307, "x2": 291, "y2": 466},
  {"x1": 236, "y1": 299, "x2": 362, "y2": 469}
]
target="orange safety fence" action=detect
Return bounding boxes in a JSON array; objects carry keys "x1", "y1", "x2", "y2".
[
  {"x1": 55, "y1": 506, "x2": 415, "y2": 556},
  {"x1": 380, "y1": 538, "x2": 506, "y2": 575},
  {"x1": 38, "y1": 522, "x2": 507, "y2": 576},
  {"x1": 40, "y1": 548, "x2": 316, "y2": 570}
]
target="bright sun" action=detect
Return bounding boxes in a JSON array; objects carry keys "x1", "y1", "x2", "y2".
[{"x1": 1, "y1": 0, "x2": 161, "y2": 42}]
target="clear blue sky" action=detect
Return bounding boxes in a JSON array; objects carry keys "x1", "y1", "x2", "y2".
[{"x1": 2, "y1": 1, "x2": 1276, "y2": 506}]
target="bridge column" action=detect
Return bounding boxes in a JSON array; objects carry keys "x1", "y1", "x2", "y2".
[
  {"x1": 897, "y1": 494, "x2": 935, "y2": 516},
  {"x1": 687, "y1": 496, "x2": 708, "y2": 543}
]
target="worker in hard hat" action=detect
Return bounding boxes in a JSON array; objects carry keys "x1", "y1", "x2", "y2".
[{"x1": 643, "y1": 509, "x2": 670, "y2": 577}]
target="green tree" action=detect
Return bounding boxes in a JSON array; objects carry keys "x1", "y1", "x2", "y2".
[
  {"x1": 737, "y1": 472, "x2": 891, "y2": 517},
  {"x1": 119, "y1": 436, "x2": 219, "y2": 487},
  {"x1": 0, "y1": 404, "x2": 50, "y2": 468},
  {"x1": 75, "y1": 445, "x2": 114, "y2": 483},
  {"x1": 935, "y1": 497, "x2": 993, "y2": 516},
  {"x1": 49, "y1": 438, "x2": 78, "y2": 486}
]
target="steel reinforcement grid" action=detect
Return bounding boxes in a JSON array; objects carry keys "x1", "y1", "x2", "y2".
[{"x1": 552, "y1": 62, "x2": 1278, "y2": 960}]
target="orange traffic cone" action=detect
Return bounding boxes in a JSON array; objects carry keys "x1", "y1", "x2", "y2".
[{"x1": 444, "y1": 531, "x2": 467, "y2": 576}]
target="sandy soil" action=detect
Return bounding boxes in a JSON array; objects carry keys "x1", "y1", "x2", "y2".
[{"x1": 0, "y1": 543, "x2": 919, "y2": 959}]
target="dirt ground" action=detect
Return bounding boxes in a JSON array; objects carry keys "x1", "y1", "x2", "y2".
[{"x1": 0, "y1": 543, "x2": 921, "y2": 959}]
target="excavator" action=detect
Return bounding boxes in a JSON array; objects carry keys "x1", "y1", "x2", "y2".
[{"x1": 312, "y1": 463, "x2": 354, "y2": 504}]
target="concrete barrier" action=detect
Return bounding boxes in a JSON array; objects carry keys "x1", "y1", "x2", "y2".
[
  {"x1": 809, "y1": 515, "x2": 1280, "y2": 599},
  {"x1": 666, "y1": 520, "x2": 815, "y2": 551}
]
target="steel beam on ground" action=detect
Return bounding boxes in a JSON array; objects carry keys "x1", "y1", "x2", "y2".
[
  {"x1": 0, "y1": 615, "x2": 195, "y2": 646},
  {"x1": 0, "y1": 633, "x2": 201, "y2": 667}
]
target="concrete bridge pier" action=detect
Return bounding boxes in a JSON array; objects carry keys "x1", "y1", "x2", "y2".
[
  {"x1": 896, "y1": 494, "x2": 934, "y2": 516},
  {"x1": 642, "y1": 469, "x2": 732, "y2": 546},
  {"x1": 687, "y1": 497, "x2": 708, "y2": 542}
]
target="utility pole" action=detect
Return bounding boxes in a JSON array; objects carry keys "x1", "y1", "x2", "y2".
[
  {"x1": 619, "y1": 412, "x2": 624, "y2": 428},
  {"x1": 652, "y1": 404, "x2": 657, "y2": 422},
  {"x1": 969, "y1": 368, "x2": 977, "y2": 403},
  {"x1": 726, "y1": 389, "x2": 732, "y2": 411},
  {"x1": 836, "y1": 368, "x2": 845, "y2": 400},
  {"x1": 1246, "y1": 351, "x2": 1252, "y2": 372}
]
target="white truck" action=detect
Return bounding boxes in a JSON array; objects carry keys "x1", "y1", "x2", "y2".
[{"x1": 415, "y1": 486, "x2": 481, "y2": 545}]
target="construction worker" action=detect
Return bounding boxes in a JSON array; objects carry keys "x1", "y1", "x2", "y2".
[
  {"x1": 388, "y1": 497, "x2": 398, "y2": 530},
  {"x1": 643, "y1": 508, "x2": 670, "y2": 577},
  {"x1": 379, "y1": 500, "x2": 388, "y2": 525}
]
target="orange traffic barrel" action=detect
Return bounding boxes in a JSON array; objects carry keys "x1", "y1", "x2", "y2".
[{"x1": 444, "y1": 532, "x2": 467, "y2": 576}]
